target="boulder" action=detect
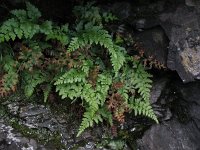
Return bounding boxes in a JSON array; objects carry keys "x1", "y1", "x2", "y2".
[
  {"x1": 137, "y1": 119, "x2": 200, "y2": 150},
  {"x1": 160, "y1": 5, "x2": 200, "y2": 82},
  {"x1": 137, "y1": 80, "x2": 200, "y2": 150},
  {"x1": 135, "y1": 27, "x2": 169, "y2": 66}
]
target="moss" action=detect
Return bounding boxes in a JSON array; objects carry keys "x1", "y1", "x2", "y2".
[
  {"x1": 8, "y1": 118, "x2": 65, "y2": 149},
  {"x1": 0, "y1": 105, "x2": 7, "y2": 117}
]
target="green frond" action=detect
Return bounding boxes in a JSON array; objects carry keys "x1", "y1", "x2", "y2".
[
  {"x1": 0, "y1": 2, "x2": 158, "y2": 138},
  {"x1": 68, "y1": 25, "x2": 125, "y2": 73},
  {"x1": 132, "y1": 63, "x2": 152, "y2": 102},
  {"x1": 23, "y1": 71, "x2": 47, "y2": 97},
  {"x1": 26, "y1": 2, "x2": 41, "y2": 21},
  {"x1": 45, "y1": 24, "x2": 69, "y2": 45},
  {"x1": 0, "y1": 3, "x2": 68, "y2": 44},
  {"x1": 42, "y1": 84, "x2": 52, "y2": 103},
  {"x1": 129, "y1": 98, "x2": 158, "y2": 123},
  {"x1": 77, "y1": 107, "x2": 103, "y2": 137},
  {"x1": 54, "y1": 69, "x2": 87, "y2": 85},
  {"x1": 102, "y1": 12, "x2": 118, "y2": 23},
  {"x1": 2, "y1": 71, "x2": 18, "y2": 91}
]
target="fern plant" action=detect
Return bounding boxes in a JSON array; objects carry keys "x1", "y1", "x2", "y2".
[{"x1": 0, "y1": 2, "x2": 158, "y2": 137}]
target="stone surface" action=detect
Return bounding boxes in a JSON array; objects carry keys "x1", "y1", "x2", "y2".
[
  {"x1": 178, "y1": 81, "x2": 200, "y2": 129},
  {"x1": 160, "y1": 5, "x2": 200, "y2": 82},
  {"x1": 0, "y1": 93, "x2": 132, "y2": 150},
  {"x1": 137, "y1": 119, "x2": 200, "y2": 150},
  {"x1": 137, "y1": 80, "x2": 200, "y2": 150},
  {"x1": 108, "y1": 2, "x2": 133, "y2": 21},
  {"x1": 135, "y1": 27, "x2": 169, "y2": 66},
  {"x1": 0, "y1": 123, "x2": 47, "y2": 150}
]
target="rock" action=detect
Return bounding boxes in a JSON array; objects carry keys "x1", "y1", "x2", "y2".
[
  {"x1": 135, "y1": 18, "x2": 160, "y2": 31},
  {"x1": 0, "y1": 123, "x2": 47, "y2": 150},
  {"x1": 135, "y1": 27, "x2": 169, "y2": 66},
  {"x1": 137, "y1": 119, "x2": 200, "y2": 150},
  {"x1": 160, "y1": 5, "x2": 200, "y2": 82},
  {"x1": 1, "y1": 94, "x2": 125, "y2": 149},
  {"x1": 150, "y1": 77, "x2": 169, "y2": 104},
  {"x1": 177, "y1": 81, "x2": 200, "y2": 128},
  {"x1": 19, "y1": 104, "x2": 49, "y2": 118},
  {"x1": 137, "y1": 80, "x2": 200, "y2": 150},
  {"x1": 128, "y1": 1, "x2": 165, "y2": 30},
  {"x1": 7, "y1": 102, "x2": 19, "y2": 115},
  {"x1": 109, "y1": 2, "x2": 133, "y2": 20},
  {"x1": 185, "y1": 0, "x2": 196, "y2": 6}
]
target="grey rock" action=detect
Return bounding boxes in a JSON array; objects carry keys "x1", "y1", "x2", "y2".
[
  {"x1": 7, "y1": 102, "x2": 19, "y2": 115},
  {"x1": 134, "y1": 17, "x2": 160, "y2": 30},
  {"x1": 135, "y1": 27, "x2": 169, "y2": 66},
  {"x1": 185, "y1": 0, "x2": 196, "y2": 6},
  {"x1": 137, "y1": 80, "x2": 200, "y2": 150},
  {"x1": 160, "y1": 6, "x2": 200, "y2": 82},
  {"x1": 19, "y1": 105, "x2": 49, "y2": 118},
  {"x1": 137, "y1": 120, "x2": 200, "y2": 150},
  {"x1": 29, "y1": 139, "x2": 37, "y2": 150},
  {"x1": 135, "y1": 19, "x2": 146, "y2": 30},
  {"x1": 179, "y1": 82, "x2": 200, "y2": 105},
  {"x1": 85, "y1": 142, "x2": 96, "y2": 149},
  {"x1": 0, "y1": 123, "x2": 47, "y2": 150},
  {"x1": 177, "y1": 82, "x2": 200, "y2": 127},
  {"x1": 110, "y1": 2, "x2": 132, "y2": 20},
  {"x1": 150, "y1": 77, "x2": 169, "y2": 104}
]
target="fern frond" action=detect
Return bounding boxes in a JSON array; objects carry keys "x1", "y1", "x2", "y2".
[
  {"x1": 132, "y1": 63, "x2": 152, "y2": 102},
  {"x1": 45, "y1": 24, "x2": 69, "y2": 45},
  {"x1": 42, "y1": 84, "x2": 52, "y2": 103},
  {"x1": 68, "y1": 26, "x2": 125, "y2": 73},
  {"x1": 1, "y1": 72, "x2": 18, "y2": 92},
  {"x1": 23, "y1": 71, "x2": 46, "y2": 97},
  {"x1": 102, "y1": 12, "x2": 118, "y2": 23},
  {"x1": 95, "y1": 73, "x2": 112, "y2": 105},
  {"x1": 55, "y1": 69, "x2": 87, "y2": 85},
  {"x1": 26, "y1": 2, "x2": 41, "y2": 21},
  {"x1": 129, "y1": 98, "x2": 158, "y2": 123},
  {"x1": 77, "y1": 108, "x2": 101, "y2": 137}
]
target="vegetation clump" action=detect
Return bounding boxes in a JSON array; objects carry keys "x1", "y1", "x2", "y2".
[{"x1": 0, "y1": 2, "x2": 158, "y2": 136}]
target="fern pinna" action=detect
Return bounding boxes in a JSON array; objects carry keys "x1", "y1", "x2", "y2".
[{"x1": 0, "y1": 2, "x2": 158, "y2": 136}]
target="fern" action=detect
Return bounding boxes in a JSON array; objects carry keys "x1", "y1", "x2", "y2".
[
  {"x1": 42, "y1": 84, "x2": 52, "y2": 103},
  {"x1": 68, "y1": 25, "x2": 125, "y2": 74},
  {"x1": 73, "y1": 2, "x2": 102, "y2": 26},
  {"x1": 55, "y1": 68, "x2": 112, "y2": 136},
  {"x1": 45, "y1": 24, "x2": 69, "y2": 45},
  {"x1": 0, "y1": 2, "x2": 69, "y2": 45},
  {"x1": 23, "y1": 71, "x2": 46, "y2": 97},
  {"x1": 112, "y1": 63, "x2": 157, "y2": 123},
  {"x1": 26, "y1": 2, "x2": 41, "y2": 21},
  {"x1": 1, "y1": 72, "x2": 18, "y2": 92},
  {"x1": 102, "y1": 12, "x2": 118, "y2": 23},
  {"x1": 0, "y1": 55, "x2": 18, "y2": 92},
  {"x1": 132, "y1": 62, "x2": 152, "y2": 102},
  {"x1": 129, "y1": 97, "x2": 158, "y2": 123},
  {"x1": 0, "y1": 2, "x2": 158, "y2": 138}
]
